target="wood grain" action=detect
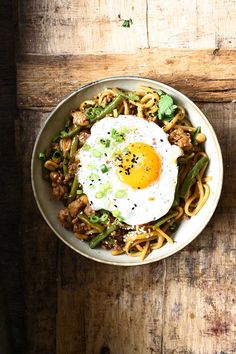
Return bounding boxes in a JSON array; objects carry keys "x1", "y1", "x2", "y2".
[
  {"x1": 18, "y1": 103, "x2": 236, "y2": 354},
  {"x1": 18, "y1": 0, "x2": 236, "y2": 55},
  {"x1": 17, "y1": 49, "x2": 236, "y2": 110},
  {"x1": 16, "y1": 0, "x2": 236, "y2": 353},
  {"x1": 18, "y1": 111, "x2": 58, "y2": 353}
]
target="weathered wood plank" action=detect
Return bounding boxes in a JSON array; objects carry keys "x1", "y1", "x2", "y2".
[
  {"x1": 17, "y1": 49, "x2": 236, "y2": 110},
  {"x1": 148, "y1": 0, "x2": 236, "y2": 49},
  {"x1": 18, "y1": 0, "x2": 236, "y2": 55},
  {"x1": 26, "y1": 103, "x2": 236, "y2": 354},
  {"x1": 18, "y1": 0, "x2": 147, "y2": 55},
  {"x1": 56, "y1": 243, "x2": 165, "y2": 354},
  {"x1": 18, "y1": 111, "x2": 58, "y2": 353}
]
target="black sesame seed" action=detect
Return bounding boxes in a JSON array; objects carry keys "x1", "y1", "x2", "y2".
[
  {"x1": 160, "y1": 139, "x2": 163, "y2": 142},
  {"x1": 134, "y1": 203, "x2": 137, "y2": 207},
  {"x1": 114, "y1": 204, "x2": 117, "y2": 208}
]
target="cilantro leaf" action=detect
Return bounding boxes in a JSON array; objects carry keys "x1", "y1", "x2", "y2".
[
  {"x1": 157, "y1": 94, "x2": 177, "y2": 121},
  {"x1": 122, "y1": 18, "x2": 133, "y2": 28}
]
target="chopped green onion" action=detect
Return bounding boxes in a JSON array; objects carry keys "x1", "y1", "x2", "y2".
[
  {"x1": 127, "y1": 92, "x2": 139, "y2": 101},
  {"x1": 52, "y1": 150, "x2": 62, "y2": 162},
  {"x1": 76, "y1": 189, "x2": 83, "y2": 195},
  {"x1": 89, "y1": 173, "x2": 99, "y2": 181},
  {"x1": 82, "y1": 144, "x2": 91, "y2": 151},
  {"x1": 100, "y1": 182, "x2": 112, "y2": 192},
  {"x1": 95, "y1": 191, "x2": 105, "y2": 199},
  {"x1": 156, "y1": 89, "x2": 163, "y2": 96},
  {"x1": 92, "y1": 149, "x2": 102, "y2": 158},
  {"x1": 100, "y1": 164, "x2": 108, "y2": 173},
  {"x1": 115, "y1": 189, "x2": 127, "y2": 198},
  {"x1": 111, "y1": 128, "x2": 125, "y2": 142},
  {"x1": 60, "y1": 130, "x2": 68, "y2": 138},
  {"x1": 89, "y1": 215, "x2": 100, "y2": 223},
  {"x1": 112, "y1": 210, "x2": 121, "y2": 217},
  {"x1": 85, "y1": 107, "x2": 102, "y2": 121},
  {"x1": 38, "y1": 152, "x2": 46, "y2": 161},
  {"x1": 100, "y1": 213, "x2": 109, "y2": 222},
  {"x1": 99, "y1": 139, "x2": 110, "y2": 147},
  {"x1": 86, "y1": 164, "x2": 96, "y2": 170}
]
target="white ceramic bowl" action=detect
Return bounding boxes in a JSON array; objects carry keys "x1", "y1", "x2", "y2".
[{"x1": 31, "y1": 77, "x2": 223, "y2": 266}]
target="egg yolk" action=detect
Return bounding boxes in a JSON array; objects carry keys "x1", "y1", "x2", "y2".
[{"x1": 117, "y1": 142, "x2": 161, "y2": 189}]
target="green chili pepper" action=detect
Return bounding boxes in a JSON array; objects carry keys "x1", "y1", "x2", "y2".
[
  {"x1": 153, "y1": 211, "x2": 179, "y2": 229},
  {"x1": 89, "y1": 223, "x2": 117, "y2": 249},
  {"x1": 77, "y1": 214, "x2": 104, "y2": 233},
  {"x1": 68, "y1": 175, "x2": 79, "y2": 203},
  {"x1": 180, "y1": 156, "x2": 208, "y2": 199},
  {"x1": 93, "y1": 95, "x2": 123, "y2": 121}
]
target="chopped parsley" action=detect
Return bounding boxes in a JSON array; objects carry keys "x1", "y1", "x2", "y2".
[{"x1": 122, "y1": 18, "x2": 133, "y2": 28}]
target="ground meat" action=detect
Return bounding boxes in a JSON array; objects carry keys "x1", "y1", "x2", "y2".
[
  {"x1": 84, "y1": 204, "x2": 94, "y2": 216},
  {"x1": 71, "y1": 111, "x2": 89, "y2": 126},
  {"x1": 68, "y1": 198, "x2": 85, "y2": 218},
  {"x1": 50, "y1": 171, "x2": 63, "y2": 183},
  {"x1": 169, "y1": 128, "x2": 193, "y2": 151},
  {"x1": 58, "y1": 208, "x2": 72, "y2": 229},
  {"x1": 78, "y1": 130, "x2": 90, "y2": 145},
  {"x1": 73, "y1": 221, "x2": 91, "y2": 234},
  {"x1": 52, "y1": 185, "x2": 68, "y2": 200},
  {"x1": 68, "y1": 161, "x2": 79, "y2": 175}
]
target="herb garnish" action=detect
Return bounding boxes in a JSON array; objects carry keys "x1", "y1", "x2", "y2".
[
  {"x1": 122, "y1": 18, "x2": 133, "y2": 28},
  {"x1": 157, "y1": 94, "x2": 177, "y2": 121}
]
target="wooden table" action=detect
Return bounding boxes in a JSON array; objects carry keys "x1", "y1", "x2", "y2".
[{"x1": 9, "y1": 0, "x2": 236, "y2": 353}]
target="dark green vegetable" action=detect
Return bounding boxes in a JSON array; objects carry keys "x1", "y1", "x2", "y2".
[
  {"x1": 68, "y1": 175, "x2": 79, "y2": 203},
  {"x1": 122, "y1": 18, "x2": 133, "y2": 28},
  {"x1": 93, "y1": 95, "x2": 123, "y2": 121},
  {"x1": 70, "y1": 135, "x2": 79, "y2": 158},
  {"x1": 111, "y1": 128, "x2": 125, "y2": 142},
  {"x1": 77, "y1": 213, "x2": 104, "y2": 233},
  {"x1": 158, "y1": 94, "x2": 177, "y2": 121},
  {"x1": 89, "y1": 223, "x2": 117, "y2": 249},
  {"x1": 99, "y1": 138, "x2": 110, "y2": 147},
  {"x1": 180, "y1": 156, "x2": 209, "y2": 199},
  {"x1": 100, "y1": 164, "x2": 108, "y2": 173},
  {"x1": 153, "y1": 211, "x2": 179, "y2": 229},
  {"x1": 192, "y1": 126, "x2": 201, "y2": 145},
  {"x1": 38, "y1": 152, "x2": 46, "y2": 161}
]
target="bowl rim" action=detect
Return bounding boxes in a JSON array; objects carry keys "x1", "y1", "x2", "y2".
[{"x1": 31, "y1": 76, "x2": 223, "y2": 266}]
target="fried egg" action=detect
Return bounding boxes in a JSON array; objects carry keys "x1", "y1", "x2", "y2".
[{"x1": 78, "y1": 115, "x2": 182, "y2": 225}]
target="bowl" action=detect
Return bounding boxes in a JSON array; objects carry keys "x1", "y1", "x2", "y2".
[{"x1": 31, "y1": 76, "x2": 223, "y2": 266}]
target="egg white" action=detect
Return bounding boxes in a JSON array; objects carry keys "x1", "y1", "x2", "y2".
[{"x1": 78, "y1": 115, "x2": 182, "y2": 225}]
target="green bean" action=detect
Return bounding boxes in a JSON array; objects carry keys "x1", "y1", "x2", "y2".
[
  {"x1": 180, "y1": 156, "x2": 208, "y2": 199},
  {"x1": 70, "y1": 135, "x2": 79, "y2": 158},
  {"x1": 89, "y1": 223, "x2": 117, "y2": 249},
  {"x1": 93, "y1": 95, "x2": 123, "y2": 121},
  {"x1": 77, "y1": 214, "x2": 104, "y2": 233},
  {"x1": 153, "y1": 211, "x2": 179, "y2": 229},
  {"x1": 68, "y1": 175, "x2": 79, "y2": 203},
  {"x1": 61, "y1": 126, "x2": 81, "y2": 139},
  {"x1": 38, "y1": 152, "x2": 46, "y2": 161}
]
